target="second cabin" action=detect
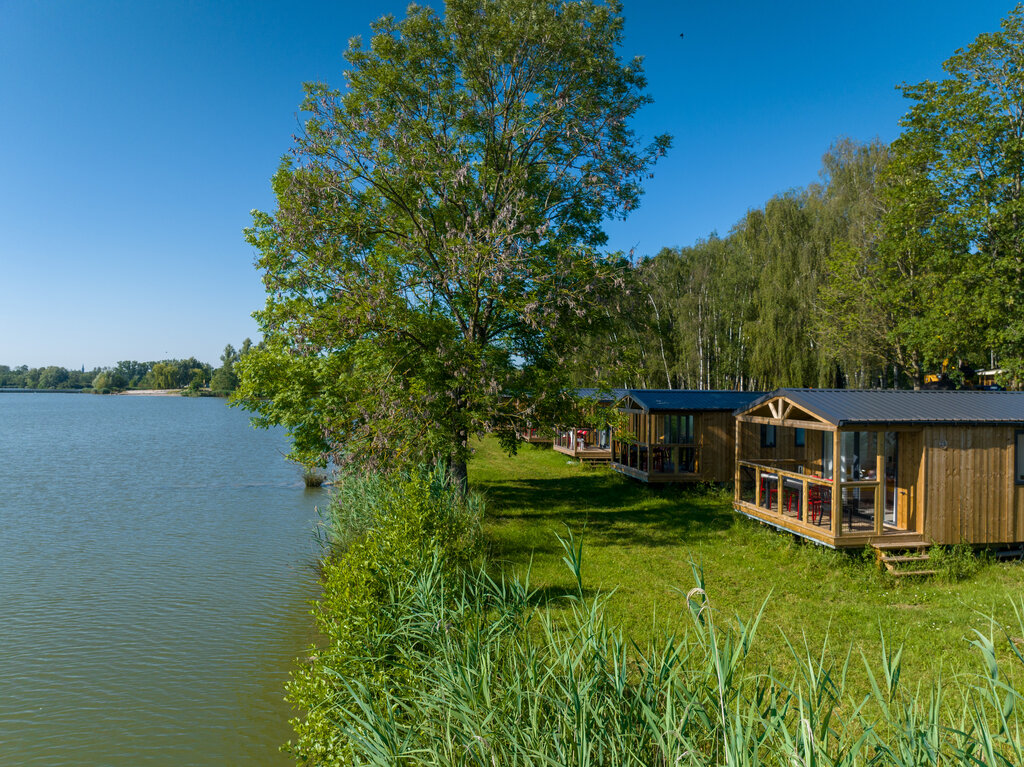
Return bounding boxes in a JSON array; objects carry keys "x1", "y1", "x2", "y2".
[{"x1": 611, "y1": 390, "x2": 764, "y2": 483}]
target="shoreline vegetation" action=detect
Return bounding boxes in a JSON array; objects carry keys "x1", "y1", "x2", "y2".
[
  {"x1": 290, "y1": 447, "x2": 1024, "y2": 764},
  {"x1": 0, "y1": 387, "x2": 221, "y2": 397}
]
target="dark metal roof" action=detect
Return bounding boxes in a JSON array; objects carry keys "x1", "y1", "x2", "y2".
[
  {"x1": 745, "y1": 388, "x2": 1024, "y2": 426},
  {"x1": 624, "y1": 389, "x2": 765, "y2": 412},
  {"x1": 576, "y1": 387, "x2": 628, "y2": 403}
]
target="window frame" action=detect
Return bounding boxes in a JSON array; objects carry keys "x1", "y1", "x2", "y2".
[
  {"x1": 760, "y1": 424, "x2": 776, "y2": 448},
  {"x1": 1016, "y1": 429, "x2": 1024, "y2": 486}
]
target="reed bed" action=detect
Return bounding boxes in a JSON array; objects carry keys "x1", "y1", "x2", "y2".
[{"x1": 291, "y1": 468, "x2": 1024, "y2": 766}]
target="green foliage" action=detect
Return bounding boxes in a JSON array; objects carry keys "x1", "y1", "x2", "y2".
[
  {"x1": 135, "y1": 358, "x2": 212, "y2": 390},
  {"x1": 581, "y1": 137, "x2": 898, "y2": 392},
  {"x1": 879, "y1": 3, "x2": 1024, "y2": 383},
  {"x1": 240, "y1": 0, "x2": 668, "y2": 480},
  {"x1": 210, "y1": 340, "x2": 249, "y2": 395},
  {"x1": 286, "y1": 465, "x2": 482, "y2": 764},
  {"x1": 304, "y1": 528, "x2": 1024, "y2": 765},
  {"x1": 91, "y1": 370, "x2": 127, "y2": 391},
  {"x1": 0, "y1": 364, "x2": 101, "y2": 390},
  {"x1": 929, "y1": 541, "x2": 982, "y2": 582},
  {"x1": 232, "y1": 342, "x2": 347, "y2": 470}
]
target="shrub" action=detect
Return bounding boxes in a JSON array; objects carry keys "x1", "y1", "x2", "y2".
[
  {"x1": 929, "y1": 540, "x2": 981, "y2": 582},
  {"x1": 286, "y1": 465, "x2": 482, "y2": 764}
]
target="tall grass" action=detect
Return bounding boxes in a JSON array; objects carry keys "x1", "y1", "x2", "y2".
[
  {"x1": 286, "y1": 465, "x2": 483, "y2": 764},
  {"x1": 294, "y1": 468, "x2": 1024, "y2": 765}
]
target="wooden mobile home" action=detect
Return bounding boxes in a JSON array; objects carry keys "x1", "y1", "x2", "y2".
[
  {"x1": 733, "y1": 389, "x2": 1024, "y2": 549},
  {"x1": 552, "y1": 388, "x2": 626, "y2": 463},
  {"x1": 611, "y1": 390, "x2": 764, "y2": 483}
]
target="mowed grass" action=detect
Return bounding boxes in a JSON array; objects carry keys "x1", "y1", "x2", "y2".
[{"x1": 469, "y1": 436, "x2": 1024, "y2": 689}]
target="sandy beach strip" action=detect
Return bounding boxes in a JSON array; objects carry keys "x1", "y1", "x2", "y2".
[{"x1": 117, "y1": 389, "x2": 183, "y2": 396}]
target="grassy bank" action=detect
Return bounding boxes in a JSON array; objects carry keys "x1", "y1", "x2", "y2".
[
  {"x1": 470, "y1": 437, "x2": 1024, "y2": 688},
  {"x1": 293, "y1": 453, "x2": 1024, "y2": 764}
]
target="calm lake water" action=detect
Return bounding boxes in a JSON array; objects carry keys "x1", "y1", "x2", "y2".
[{"x1": 0, "y1": 393, "x2": 326, "y2": 766}]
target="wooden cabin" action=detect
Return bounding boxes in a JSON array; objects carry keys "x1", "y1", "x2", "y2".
[
  {"x1": 733, "y1": 389, "x2": 1024, "y2": 549},
  {"x1": 552, "y1": 388, "x2": 626, "y2": 463},
  {"x1": 611, "y1": 390, "x2": 764, "y2": 483}
]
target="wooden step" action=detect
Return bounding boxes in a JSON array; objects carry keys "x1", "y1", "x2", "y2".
[
  {"x1": 881, "y1": 554, "x2": 930, "y2": 564},
  {"x1": 871, "y1": 539, "x2": 929, "y2": 551},
  {"x1": 889, "y1": 569, "x2": 937, "y2": 578}
]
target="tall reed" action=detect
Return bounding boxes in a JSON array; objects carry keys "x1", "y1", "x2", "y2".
[{"x1": 292, "y1": 469, "x2": 1024, "y2": 765}]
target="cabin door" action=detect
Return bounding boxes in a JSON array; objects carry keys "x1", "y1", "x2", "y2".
[{"x1": 896, "y1": 431, "x2": 923, "y2": 532}]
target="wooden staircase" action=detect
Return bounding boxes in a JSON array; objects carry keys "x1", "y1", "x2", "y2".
[{"x1": 872, "y1": 539, "x2": 935, "y2": 578}]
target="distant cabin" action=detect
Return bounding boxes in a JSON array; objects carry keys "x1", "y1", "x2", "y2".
[
  {"x1": 516, "y1": 426, "x2": 550, "y2": 444},
  {"x1": 612, "y1": 390, "x2": 764, "y2": 483},
  {"x1": 733, "y1": 389, "x2": 1024, "y2": 549},
  {"x1": 553, "y1": 388, "x2": 627, "y2": 463}
]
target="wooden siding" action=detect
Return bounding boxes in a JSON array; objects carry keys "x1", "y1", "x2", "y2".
[
  {"x1": 921, "y1": 426, "x2": 1023, "y2": 545},
  {"x1": 734, "y1": 391, "x2": 1024, "y2": 548},
  {"x1": 737, "y1": 420, "x2": 822, "y2": 473},
  {"x1": 610, "y1": 409, "x2": 740, "y2": 483},
  {"x1": 700, "y1": 411, "x2": 741, "y2": 482}
]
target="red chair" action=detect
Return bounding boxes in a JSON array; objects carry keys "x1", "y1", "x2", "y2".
[
  {"x1": 760, "y1": 474, "x2": 778, "y2": 510},
  {"x1": 808, "y1": 486, "x2": 831, "y2": 525}
]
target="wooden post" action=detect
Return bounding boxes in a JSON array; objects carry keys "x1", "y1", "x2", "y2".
[
  {"x1": 755, "y1": 464, "x2": 761, "y2": 509},
  {"x1": 734, "y1": 418, "x2": 742, "y2": 504},
  {"x1": 801, "y1": 477, "x2": 809, "y2": 524},
  {"x1": 875, "y1": 431, "x2": 885, "y2": 536},
  {"x1": 831, "y1": 428, "x2": 842, "y2": 537}
]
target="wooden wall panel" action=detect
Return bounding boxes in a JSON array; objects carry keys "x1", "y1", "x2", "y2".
[
  {"x1": 699, "y1": 411, "x2": 738, "y2": 482},
  {"x1": 735, "y1": 420, "x2": 817, "y2": 467},
  {"x1": 922, "y1": 426, "x2": 1019, "y2": 545}
]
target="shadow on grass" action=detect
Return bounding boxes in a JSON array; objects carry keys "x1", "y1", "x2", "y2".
[
  {"x1": 478, "y1": 470, "x2": 739, "y2": 564},
  {"x1": 524, "y1": 584, "x2": 601, "y2": 605}
]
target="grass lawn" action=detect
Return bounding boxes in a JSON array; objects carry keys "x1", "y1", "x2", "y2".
[{"x1": 469, "y1": 436, "x2": 1024, "y2": 690}]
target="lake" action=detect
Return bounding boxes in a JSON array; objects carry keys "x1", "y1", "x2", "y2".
[{"x1": 0, "y1": 393, "x2": 326, "y2": 765}]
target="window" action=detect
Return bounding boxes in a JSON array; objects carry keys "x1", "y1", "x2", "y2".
[
  {"x1": 664, "y1": 414, "x2": 694, "y2": 444},
  {"x1": 1016, "y1": 430, "x2": 1024, "y2": 485},
  {"x1": 760, "y1": 424, "x2": 776, "y2": 448},
  {"x1": 794, "y1": 428, "x2": 806, "y2": 447}
]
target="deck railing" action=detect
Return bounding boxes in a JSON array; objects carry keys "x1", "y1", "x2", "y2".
[
  {"x1": 737, "y1": 460, "x2": 895, "y2": 542},
  {"x1": 738, "y1": 460, "x2": 836, "y2": 530},
  {"x1": 613, "y1": 441, "x2": 699, "y2": 475}
]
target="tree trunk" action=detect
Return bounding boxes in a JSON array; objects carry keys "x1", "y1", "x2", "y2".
[{"x1": 450, "y1": 454, "x2": 468, "y2": 493}]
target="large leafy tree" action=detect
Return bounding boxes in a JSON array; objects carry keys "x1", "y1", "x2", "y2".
[
  {"x1": 882, "y1": 4, "x2": 1024, "y2": 382},
  {"x1": 240, "y1": 0, "x2": 668, "y2": 481}
]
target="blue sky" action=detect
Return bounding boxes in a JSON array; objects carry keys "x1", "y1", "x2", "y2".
[{"x1": 0, "y1": 0, "x2": 1015, "y2": 369}]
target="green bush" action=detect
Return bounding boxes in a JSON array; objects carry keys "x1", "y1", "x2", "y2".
[
  {"x1": 929, "y1": 541, "x2": 981, "y2": 582},
  {"x1": 290, "y1": 467, "x2": 1024, "y2": 765},
  {"x1": 286, "y1": 465, "x2": 482, "y2": 764}
]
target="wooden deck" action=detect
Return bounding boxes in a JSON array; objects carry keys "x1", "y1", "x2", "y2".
[
  {"x1": 733, "y1": 498, "x2": 926, "y2": 549},
  {"x1": 553, "y1": 443, "x2": 612, "y2": 462},
  {"x1": 614, "y1": 464, "x2": 701, "y2": 483}
]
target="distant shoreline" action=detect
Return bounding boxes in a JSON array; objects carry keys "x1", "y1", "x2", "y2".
[{"x1": 116, "y1": 389, "x2": 182, "y2": 397}]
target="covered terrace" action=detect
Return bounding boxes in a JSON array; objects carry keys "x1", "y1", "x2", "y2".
[{"x1": 733, "y1": 390, "x2": 927, "y2": 549}]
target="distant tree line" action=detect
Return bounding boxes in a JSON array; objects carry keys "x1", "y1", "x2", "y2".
[
  {"x1": 575, "y1": 7, "x2": 1024, "y2": 392},
  {"x1": 0, "y1": 365, "x2": 100, "y2": 390},
  {"x1": 2, "y1": 340, "x2": 252, "y2": 394}
]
